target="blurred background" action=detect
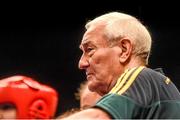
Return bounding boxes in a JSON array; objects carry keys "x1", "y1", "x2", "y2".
[{"x1": 0, "y1": 2, "x2": 180, "y2": 117}]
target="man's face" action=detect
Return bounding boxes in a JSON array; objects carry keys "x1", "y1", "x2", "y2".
[
  {"x1": 0, "y1": 103, "x2": 16, "y2": 119},
  {"x1": 79, "y1": 25, "x2": 122, "y2": 95}
]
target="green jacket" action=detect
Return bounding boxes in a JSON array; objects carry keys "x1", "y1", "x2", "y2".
[{"x1": 95, "y1": 66, "x2": 180, "y2": 119}]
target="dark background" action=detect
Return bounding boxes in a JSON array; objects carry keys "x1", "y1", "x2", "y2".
[{"x1": 0, "y1": 2, "x2": 180, "y2": 117}]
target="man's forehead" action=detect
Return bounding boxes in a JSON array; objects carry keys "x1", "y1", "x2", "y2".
[
  {"x1": 79, "y1": 24, "x2": 107, "y2": 48},
  {"x1": 81, "y1": 24, "x2": 102, "y2": 42},
  {"x1": 80, "y1": 31, "x2": 93, "y2": 47},
  {"x1": 81, "y1": 29, "x2": 93, "y2": 42}
]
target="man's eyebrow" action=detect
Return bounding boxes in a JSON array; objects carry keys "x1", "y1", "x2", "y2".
[{"x1": 79, "y1": 40, "x2": 91, "y2": 49}]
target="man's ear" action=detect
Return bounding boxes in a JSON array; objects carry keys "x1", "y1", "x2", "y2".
[{"x1": 117, "y1": 38, "x2": 133, "y2": 63}]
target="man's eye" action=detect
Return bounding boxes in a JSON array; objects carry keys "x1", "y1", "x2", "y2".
[
  {"x1": 87, "y1": 47, "x2": 94, "y2": 52},
  {"x1": 85, "y1": 47, "x2": 95, "y2": 57}
]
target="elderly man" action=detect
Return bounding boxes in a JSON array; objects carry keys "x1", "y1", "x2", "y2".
[{"x1": 62, "y1": 12, "x2": 180, "y2": 119}]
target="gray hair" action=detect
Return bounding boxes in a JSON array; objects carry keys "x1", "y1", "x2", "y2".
[{"x1": 85, "y1": 12, "x2": 152, "y2": 64}]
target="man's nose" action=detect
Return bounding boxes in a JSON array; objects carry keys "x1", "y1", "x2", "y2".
[{"x1": 78, "y1": 55, "x2": 89, "y2": 69}]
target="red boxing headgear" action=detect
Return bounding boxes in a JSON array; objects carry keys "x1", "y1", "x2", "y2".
[{"x1": 0, "y1": 75, "x2": 58, "y2": 119}]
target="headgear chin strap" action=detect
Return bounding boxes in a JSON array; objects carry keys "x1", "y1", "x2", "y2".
[{"x1": 0, "y1": 75, "x2": 58, "y2": 119}]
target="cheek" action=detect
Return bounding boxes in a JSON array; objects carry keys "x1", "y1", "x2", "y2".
[
  {"x1": 89, "y1": 53, "x2": 107, "y2": 75},
  {"x1": 90, "y1": 50, "x2": 109, "y2": 64},
  {"x1": 90, "y1": 50, "x2": 119, "y2": 70},
  {"x1": 89, "y1": 49, "x2": 120, "y2": 80}
]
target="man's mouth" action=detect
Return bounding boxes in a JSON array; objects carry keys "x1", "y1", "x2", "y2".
[
  {"x1": 86, "y1": 72, "x2": 93, "y2": 80},
  {"x1": 86, "y1": 71, "x2": 92, "y2": 76}
]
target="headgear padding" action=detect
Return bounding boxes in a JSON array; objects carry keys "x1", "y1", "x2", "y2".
[{"x1": 0, "y1": 75, "x2": 58, "y2": 119}]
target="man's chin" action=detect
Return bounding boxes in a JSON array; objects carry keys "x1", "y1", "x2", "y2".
[
  {"x1": 87, "y1": 82, "x2": 96, "y2": 92},
  {"x1": 88, "y1": 86, "x2": 96, "y2": 92},
  {"x1": 88, "y1": 83, "x2": 97, "y2": 92},
  {"x1": 87, "y1": 74, "x2": 93, "y2": 81}
]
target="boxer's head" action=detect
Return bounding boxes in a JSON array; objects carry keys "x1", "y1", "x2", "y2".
[{"x1": 0, "y1": 75, "x2": 58, "y2": 119}]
